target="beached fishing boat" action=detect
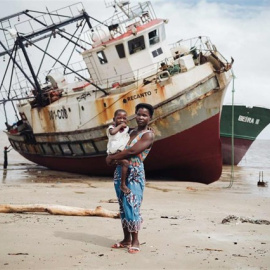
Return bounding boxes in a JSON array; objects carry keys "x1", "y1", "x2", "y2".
[
  {"x1": 220, "y1": 105, "x2": 270, "y2": 165},
  {"x1": 0, "y1": 1, "x2": 233, "y2": 184}
]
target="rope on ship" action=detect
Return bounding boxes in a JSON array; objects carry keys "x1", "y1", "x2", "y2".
[{"x1": 227, "y1": 69, "x2": 236, "y2": 188}]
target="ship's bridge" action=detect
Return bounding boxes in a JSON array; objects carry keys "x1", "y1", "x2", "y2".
[{"x1": 81, "y1": 2, "x2": 171, "y2": 89}]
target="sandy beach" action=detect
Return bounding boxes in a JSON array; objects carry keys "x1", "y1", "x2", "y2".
[{"x1": 0, "y1": 164, "x2": 270, "y2": 270}]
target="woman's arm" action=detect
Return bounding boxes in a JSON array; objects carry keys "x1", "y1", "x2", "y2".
[{"x1": 106, "y1": 132, "x2": 154, "y2": 165}]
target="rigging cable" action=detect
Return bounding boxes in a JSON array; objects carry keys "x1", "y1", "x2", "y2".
[
  {"x1": 227, "y1": 69, "x2": 235, "y2": 188},
  {"x1": 3, "y1": 100, "x2": 8, "y2": 124}
]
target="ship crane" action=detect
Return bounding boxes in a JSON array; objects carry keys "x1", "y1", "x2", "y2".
[{"x1": 0, "y1": 3, "x2": 108, "y2": 108}]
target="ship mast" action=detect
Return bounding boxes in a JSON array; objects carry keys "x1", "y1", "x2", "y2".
[
  {"x1": 105, "y1": 0, "x2": 131, "y2": 19},
  {"x1": 0, "y1": 3, "x2": 108, "y2": 108}
]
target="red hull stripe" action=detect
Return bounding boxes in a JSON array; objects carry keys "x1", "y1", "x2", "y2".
[
  {"x1": 221, "y1": 137, "x2": 253, "y2": 165},
  {"x1": 21, "y1": 114, "x2": 222, "y2": 184}
]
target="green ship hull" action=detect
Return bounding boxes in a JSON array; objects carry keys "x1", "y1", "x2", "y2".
[{"x1": 220, "y1": 105, "x2": 270, "y2": 165}]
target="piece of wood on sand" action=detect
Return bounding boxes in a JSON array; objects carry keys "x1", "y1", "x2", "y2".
[{"x1": 0, "y1": 204, "x2": 120, "y2": 219}]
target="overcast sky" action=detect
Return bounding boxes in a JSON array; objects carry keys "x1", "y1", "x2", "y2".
[{"x1": 0, "y1": 0, "x2": 270, "y2": 138}]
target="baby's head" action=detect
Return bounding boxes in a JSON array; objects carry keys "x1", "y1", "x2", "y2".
[{"x1": 113, "y1": 109, "x2": 128, "y2": 126}]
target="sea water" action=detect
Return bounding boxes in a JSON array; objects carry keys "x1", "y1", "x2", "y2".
[
  {"x1": 220, "y1": 140, "x2": 270, "y2": 198},
  {"x1": 0, "y1": 130, "x2": 269, "y2": 196}
]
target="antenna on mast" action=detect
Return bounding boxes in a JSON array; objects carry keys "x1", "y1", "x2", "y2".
[
  {"x1": 104, "y1": 1, "x2": 131, "y2": 16},
  {"x1": 104, "y1": 0, "x2": 130, "y2": 8}
]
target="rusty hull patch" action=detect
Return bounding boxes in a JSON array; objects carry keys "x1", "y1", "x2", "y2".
[
  {"x1": 95, "y1": 82, "x2": 167, "y2": 125},
  {"x1": 40, "y1": 106, "x2": 56, "y2": 134}
]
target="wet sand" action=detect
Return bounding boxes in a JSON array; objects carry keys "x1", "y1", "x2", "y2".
[
  {"x1": 0, "y1": 165, "x2": 270, "y2": 270},
  {"x1": 1, "y1": 133, "x2": 270, "y2": 269}
]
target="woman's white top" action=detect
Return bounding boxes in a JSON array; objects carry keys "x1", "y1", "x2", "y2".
[{"x1": 106, "y1": 125, "x2": 130, "y2": 154}]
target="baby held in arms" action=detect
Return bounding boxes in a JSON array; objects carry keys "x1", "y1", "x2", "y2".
[{"x1": 107, "y1": 109, "x2": 130, "y2": 194}]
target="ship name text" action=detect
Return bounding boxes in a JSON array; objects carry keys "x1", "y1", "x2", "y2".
[
  {"x1": 238, "y1": 115, "x2": 260, "y2": 125},
  {"x1": 49, "y1": 106, "x2": 68, "y2": 120},
  {"x1": 126, "y1": 91, "x2": 152, "y2": 102},
  {"x1": 77, "y1": 92, "x2": 91, "y2": 102}
]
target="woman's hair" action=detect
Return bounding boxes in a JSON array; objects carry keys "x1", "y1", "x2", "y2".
[
  {"x1": 135, "y1": 103, "x2": 154, "y2": 117},
  {"x1": 114, "y1": 109, "x2": 127, "y2": 117}
]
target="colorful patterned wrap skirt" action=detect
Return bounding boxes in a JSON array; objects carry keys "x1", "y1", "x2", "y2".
[{"x1": 114, "y1": 163, "x2": 145, "y2": 232}]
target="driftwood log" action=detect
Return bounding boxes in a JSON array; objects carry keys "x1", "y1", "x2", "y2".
[{"x1": 0, "y1": 204, "x2": 120, "y2": 219}]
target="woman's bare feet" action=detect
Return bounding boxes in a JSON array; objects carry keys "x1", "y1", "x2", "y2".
[{"x1": 111, "y1": 240, "x2": 131, "y2": 248}]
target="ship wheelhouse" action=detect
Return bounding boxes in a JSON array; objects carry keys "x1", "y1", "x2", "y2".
[{"x1": 82, "y1": 19, "x2": 171, "y2": 88}]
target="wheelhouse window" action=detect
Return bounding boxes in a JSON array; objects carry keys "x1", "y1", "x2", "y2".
[
  {"x1": 115, "y1": 43, "x2": 126, "y2": 58},
  {"x1": 148, "y1": 29, "x2": 160, "y2": 45},
  {"x1": 97, "y1": 50, "x2": 108, "y2": 64},
  {"x1": 152, "y1": 47, "x2": 163, "y2": 58},
  {"x1": 128, "y1": 36, "x2": 145, "y2": 55}
]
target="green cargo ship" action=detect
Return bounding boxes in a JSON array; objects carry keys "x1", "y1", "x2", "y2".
[{"x1": 220, "y1": 105, "x2": 270, "y2": 165}]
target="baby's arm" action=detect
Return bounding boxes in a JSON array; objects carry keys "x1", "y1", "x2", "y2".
[{"x1": 109, "y1": 123, "x2": 127, "y2": 135}]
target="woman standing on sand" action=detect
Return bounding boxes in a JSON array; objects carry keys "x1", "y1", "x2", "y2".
[{"x1": 106, "y1": 103, "x2": 155, "y2": 254}]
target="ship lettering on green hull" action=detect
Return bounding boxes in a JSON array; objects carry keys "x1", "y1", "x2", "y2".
[
  {"x1": 238, "y1": 115, "x2": 260, "y2": 125},
  {"x1": 220, "y1": 105, "x2": 270, "y2": 165}
]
